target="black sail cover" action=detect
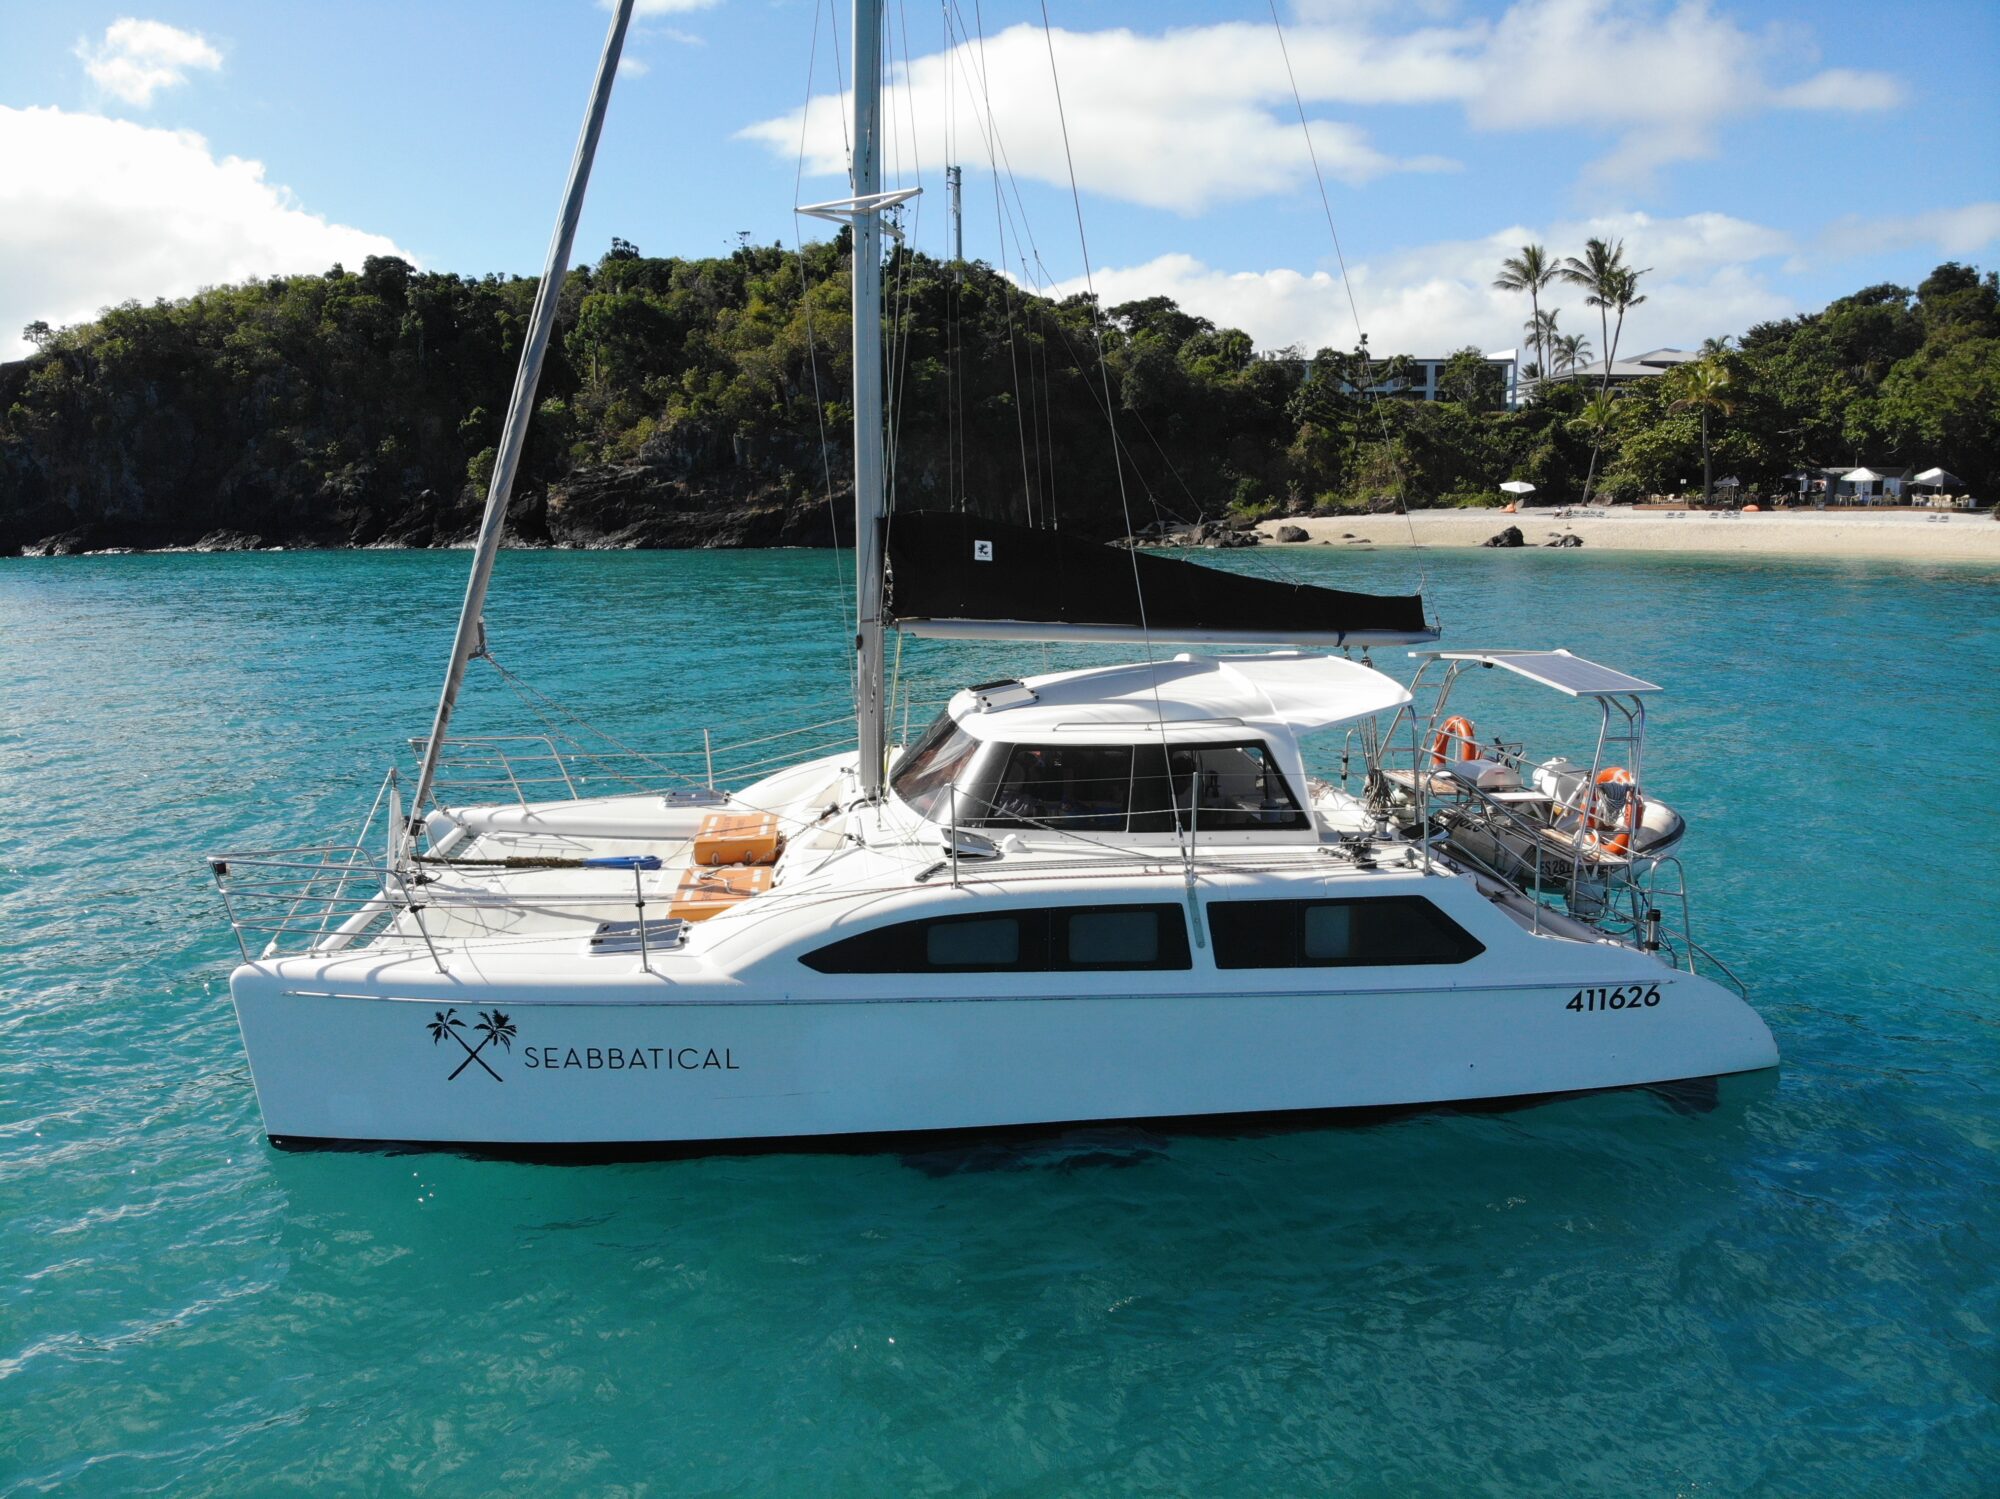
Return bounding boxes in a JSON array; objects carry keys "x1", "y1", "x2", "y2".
[{"x1": 884, "y1": 511, "x2": 1433, "y2": 644}]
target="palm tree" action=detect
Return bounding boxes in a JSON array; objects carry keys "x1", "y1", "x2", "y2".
[
  {"x1": 1667, "y1": 359, "x2": 1735, "y2": 504},
  {"x1": 1560, "y1": 238, "x2": 1622, "y2": 401},
  {"x1": 1494, "y1": 245, "x2": 1558, "y2": 389},
  {"x1": 1605, "y1": 264, "x2": 1649, "y2": 379},
  {"x1": 427, "y1": 1009, "x2": 463, "y2": 1046},
  {"x1": 1559, "y1": 239, "x2": 1650, "y2": 503},
  {"x1": 1552, "y1": 332, "x2": 1591, "y2": 374},
  {"x1": 1526, "y1": 308, "x2": 1561, "y2": 375}
]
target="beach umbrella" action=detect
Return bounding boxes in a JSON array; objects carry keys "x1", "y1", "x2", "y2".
[
  {"x1": 1498, "y1": 480, "x2": 1536, "y2": 494},
  {"x1": 1842, "y1": 467, "x2": 1882, "y2": 483},
  {"x1": 1913, "y1": 467, "x2": 1961, "y2": 487},
  {"x1": 1715, "y1": 476, "x2": 1742, "y2": 488}
]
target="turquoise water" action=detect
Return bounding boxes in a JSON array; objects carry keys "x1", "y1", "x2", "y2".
[{"x1": 2, "y1": 545, "x2": 1996, "y2": 1496}]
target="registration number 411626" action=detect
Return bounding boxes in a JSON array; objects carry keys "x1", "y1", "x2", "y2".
[{"x1": 1566, "y1": 983, "x2": 1662, "y2": 1012}]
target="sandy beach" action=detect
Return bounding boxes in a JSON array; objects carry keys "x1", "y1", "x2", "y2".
[{"x1": 1257, "y1": 508, "x2": 2000, "y2": 563}]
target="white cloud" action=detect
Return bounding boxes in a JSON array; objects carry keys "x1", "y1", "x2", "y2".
[
  {"x1": 1029, "y1": 211, "x2": 1803, "y2": 358},
  {"x1": 0, "y1": 106, "x2": 412, "y2": 359},
  {"x1": 1776, "y1": 68, "x2": 1907, "y2": 112},
  {"x1": 617, "y1": 56, "x2": 651, "y2": 78},
  {"x1": 741, "y1": 0, "x2": 1902, "y2": 207},
  {"x1": 75, "y1": 18, "x2": 222, "y2": 108},
  {"x1": 742, "y1": 21, "x2": 1463, "y2": 215},
  {"x1": 1820, "y1": 202, "x2": 2000, "y2": 259}
]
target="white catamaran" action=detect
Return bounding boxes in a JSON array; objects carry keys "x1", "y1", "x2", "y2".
[{"x1": 209, "y1": 0, "x2": 1776, "y2": 1151}]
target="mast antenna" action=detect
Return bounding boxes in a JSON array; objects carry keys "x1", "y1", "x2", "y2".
[{"x1": 408, "y1": 0, "x2": 635, "y2": 828}]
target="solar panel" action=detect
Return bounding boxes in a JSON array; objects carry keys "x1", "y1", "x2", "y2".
[{"x1": 1423, "y1": 650, "x2": 1660, "y2": 696}]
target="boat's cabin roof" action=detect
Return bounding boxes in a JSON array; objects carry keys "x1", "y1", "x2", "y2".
[
  {"x1": 943, "y1": 652, "x2": 1410, "y2": 743},
  {"x1": 889, "y1": 653, "x2": 1408, "y2": 843}
]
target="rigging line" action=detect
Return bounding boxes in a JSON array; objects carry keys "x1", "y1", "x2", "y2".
[
  {"x1": 997, "y1": 245, "x2": 1199, "y2": 531},
  {"x1": 944, "y1": 0, "x2": 1036, "y2": 524},
  {"x1": 827, "y1": 0, "x2": 852, "y2": 182},
  {"x1": 1265, "y1": 0, "x2": 1419, "y2": 554},
  {"x1": 939, "y1": 1, "x2": 966, "y2": 512},
  {"x1": 1036, "y1": 0, "x2": 1182, "y2": 791},
  {"x1": 793, "y1": 0, "x2": 853, "y2": 638},
  {"x1": 950, "y1": 0, "x2": 1107, "y2": 530},
  {"x1": 875, "y1": 6, "x2": 918, "y2": 541}
]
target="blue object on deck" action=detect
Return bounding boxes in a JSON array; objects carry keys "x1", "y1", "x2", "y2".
[{"x1": 582, "y1": 855, "x2": 663, "y2": 871}]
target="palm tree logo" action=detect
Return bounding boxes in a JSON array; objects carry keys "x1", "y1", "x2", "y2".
[{"x1": 425, "y1": 1006, "x2": 517, "y2": 1082}]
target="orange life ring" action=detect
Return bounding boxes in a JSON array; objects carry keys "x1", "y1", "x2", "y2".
[
  {"x1": 1586, "y1": 766, "x2": 1641, "y2": 857},
  {"x1": 1430, "y1": 715, "x2": 1478, "y2": 767}
]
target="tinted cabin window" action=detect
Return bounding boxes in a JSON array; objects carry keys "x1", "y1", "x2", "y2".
[
  {"x1": 1208, "y1": 896, "x2": 1484, "y2": 969},
  {"x1": 926, "y1": 918, "x2": 1019, "y2": 968},
  {"x1": 1130, "y1": 742, "x2": 1308, "y2": 833},
  {"x1": 802, "y1": 904, "x2": 1191, "y2": 974},
  {"x1": 980, "y1": 745, "x2": 1133, "y2": 832},
  {"x1": 891, "y1": 711, "x2": 980, "y2": 821}
]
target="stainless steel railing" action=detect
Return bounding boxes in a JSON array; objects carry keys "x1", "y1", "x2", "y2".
[
  {"x1": 206, "y1": 842, "x2": 690, "y2": 970},
  {"x1": 407, "y1": 718, "x2": 858, "y2": 813}
]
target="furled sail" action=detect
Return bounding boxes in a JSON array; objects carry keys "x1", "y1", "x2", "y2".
[{"x1": 884, "y1": 511, "x2": 1435, "y2": 646}]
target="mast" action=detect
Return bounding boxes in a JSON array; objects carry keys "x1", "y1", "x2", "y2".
[
  {"x1": 407, "y1": 0, "x2": 635, "y2": 827},
  {"x1": 947, "y1": 165, "x2": 963, "y2": 262},
  {"x1": 850, "y1": 0, "x2": 889, "y2": 799}
]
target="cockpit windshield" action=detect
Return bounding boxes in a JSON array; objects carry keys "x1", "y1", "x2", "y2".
[{"x1": 889, "y1": 710, "x2": 980, "y2": 820}]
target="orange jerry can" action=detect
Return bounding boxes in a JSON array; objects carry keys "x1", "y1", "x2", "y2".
[
  {"x1": 667, "y1": 864, "x2": 774, "y2": 922},
  {"x1": 691, "y1": 811, "x2": 781, "y2": 867}
]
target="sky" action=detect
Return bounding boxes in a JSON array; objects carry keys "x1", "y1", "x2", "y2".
[{"x1": 1, "y1": 0, "x2": 1996, "y2": 362}]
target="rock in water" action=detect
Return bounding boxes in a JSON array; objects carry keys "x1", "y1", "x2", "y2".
[
  {"x1": 1483, "y1": 526, "x2": 1526, "y2": 548},
  {"x1": 1544, "y1": 532, "x2": 1584, "y2": 549}
]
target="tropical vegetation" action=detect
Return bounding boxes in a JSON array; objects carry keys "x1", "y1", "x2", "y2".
[{"x1": 0, "y1": 241, "x2": 1993, "y2": 552}]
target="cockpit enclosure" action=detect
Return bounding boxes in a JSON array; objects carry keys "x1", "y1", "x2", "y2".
[
  {"x1": 1365, "y1": 648, "x2": 1693, "y2": 947},
  {"x1": 888, "y1": 652, "x2": 1410, "y2": 845}
]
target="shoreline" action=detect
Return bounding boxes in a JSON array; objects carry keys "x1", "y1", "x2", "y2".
[
  {"x1": 1257, "y1": 509, "x2": 2000, "y2": 563},
  {"x1": 11, "y1": 508, "x2": 2000, "y2": 565}
]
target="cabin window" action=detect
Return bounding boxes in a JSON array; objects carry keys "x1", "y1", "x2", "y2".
[
  {"x1": 926, "y1": 917, "x2": 1019, "y2": 968},
  {"x1": 980, "y1": 745, "x2": 1134, "y2": 831},
  {"x1": 1208, "y1": 896, "x2": 1484, "y2": 969},
  {"x1": 801, "y1": 904, "x2": 1192, "y2": 974},
  {"x1": 967, "y1": 739, "x2": 1305, "y2": 835},
  {"x1": 1129, "y1": 742, "x2": 1308, "y2": 833},
  {"x1": 891, "y1": 711, "x2": 981, "y2": 821},
  {"x1": 1065, "y1": 908, "x2": 1165, "y2": 967}
]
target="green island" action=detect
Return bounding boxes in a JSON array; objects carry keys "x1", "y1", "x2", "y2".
[{"x1": 2, "y1": 238, "x2": 1993, "y2": 554}]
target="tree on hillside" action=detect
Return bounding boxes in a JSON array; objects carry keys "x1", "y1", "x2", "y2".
[
  {"x1": 1494, "y1": 245, "x2": 1558, "y2": 386},
  {"x1": 1437, "y1": 347, "x2": 1505, "y2": 412},
  {"x1": 20, "y1": 320, "x2": 52, "y2": 352}
]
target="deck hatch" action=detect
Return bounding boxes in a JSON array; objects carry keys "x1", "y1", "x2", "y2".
[{"x1": 588, "y1": 918, "x2": 690, "y2": 955}]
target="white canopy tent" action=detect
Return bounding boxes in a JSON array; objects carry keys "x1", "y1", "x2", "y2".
[{"x1": 1840, "y1": 466, "x2": 1886, "y2": 505}]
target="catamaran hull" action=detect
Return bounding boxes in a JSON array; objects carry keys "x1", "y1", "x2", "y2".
[{"x1": 230, "y1": 967, "x2": 1777, "y2": 1148}]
